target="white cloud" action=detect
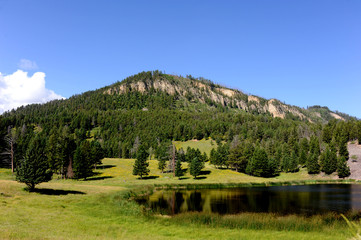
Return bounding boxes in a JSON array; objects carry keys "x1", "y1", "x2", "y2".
[
  {"x1": 0, "y1": 70, "x2": 64, "y2": 113},
  {"x1": 18, "y1": 59, "x2": 38, "y2": 70}
]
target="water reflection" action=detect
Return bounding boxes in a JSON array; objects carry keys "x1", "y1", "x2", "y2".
[{"x1": 137, "y1": 184, "x2": 361, "y2": 215}]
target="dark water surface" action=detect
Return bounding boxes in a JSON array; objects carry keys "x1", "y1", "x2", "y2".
[{"x1": 136, "y1": 184, "x2": 361, "y2": 215}]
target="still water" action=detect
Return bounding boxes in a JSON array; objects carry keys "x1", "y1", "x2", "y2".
[{"x1": 136, "y1": 184, "x2": 361, "y2": 215}]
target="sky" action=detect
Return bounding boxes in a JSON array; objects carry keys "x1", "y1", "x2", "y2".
[{"x1": 0, "y1": 0, "x2": 360, "y2": 117}]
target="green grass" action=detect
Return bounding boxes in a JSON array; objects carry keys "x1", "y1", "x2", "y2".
[
  {"x1": 0, "y1": 158, "x2": 356, "y2": 240},
  {"x1": 173, "y1": 138, "x2": 217, "y2": 156}
]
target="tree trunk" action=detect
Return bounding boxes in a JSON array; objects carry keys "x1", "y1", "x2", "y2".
[{"x1": 10, "y1": 140, "x2": 14, "y2": 173}]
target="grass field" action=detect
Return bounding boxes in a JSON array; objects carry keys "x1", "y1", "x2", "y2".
[
  {"x1": 173, "y1": 138, "x2": 217, "y2": 156},
  {"x1": 0, "y1": 157, "x2": 355, "y2": 240}
]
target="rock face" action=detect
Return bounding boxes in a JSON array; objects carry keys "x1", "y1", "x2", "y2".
[
  {"x1": 348, "y1": 143, "x2": 361, "y2": 180},
  {"x1": 104, "y1": 73, "x2": 347, "y2": 123}
]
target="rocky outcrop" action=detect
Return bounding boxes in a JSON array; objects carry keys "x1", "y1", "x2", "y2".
[{"x1": 104, "y1": 74, "x2": 346, "y2": 123}]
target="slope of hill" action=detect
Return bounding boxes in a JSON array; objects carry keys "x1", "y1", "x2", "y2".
[
  {"x1": 0, "y1": 70, "x2": 360, "y2": 169},
  {"x1": 102, "y1": 71, "x2": 351, "y2": 123}
]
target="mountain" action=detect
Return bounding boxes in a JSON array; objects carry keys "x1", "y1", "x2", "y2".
[
  {"x1": 0, "y1": 70, "x2": 360, "y2": 164},
  {"x1": 102, "y1": 71, "x2": 352, "y2": 123}
]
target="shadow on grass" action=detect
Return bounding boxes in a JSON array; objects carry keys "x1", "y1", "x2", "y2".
[
  {"x1": 178, "y1": 177, "x2": 190, "y2": 180},
  {"x1": 32, "y1": 188, "x2": 85, "y2": 195},
  {"x1": 200, "y1": 170, "x2": 211, "y2": 175},
  {"x1": 84, "y1": 176, "x2": 113, "y2": 181},
  {"x1": 194, "y1": 176, "x2": 207, "y2": 180},
  {"x1": 215, "y1": 167, "x2": 229, "y2": 170},
  {"x1": 98, "y1": 165, "x2": 116, "y2": 169},
  {"x1": 139, "y1": 175, "x2": 159, "y2": 180}
]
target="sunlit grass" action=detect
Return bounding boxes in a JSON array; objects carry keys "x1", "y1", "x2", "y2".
[
  {"x1": 0, "y1": 158, "x2": 356, "y2": 240},
  {"x1": 173, "y1": 138, "x2": 217, "y2": 156},
  {"x1": 0, "y1": 179, "x2": 351, "y2": 240}
]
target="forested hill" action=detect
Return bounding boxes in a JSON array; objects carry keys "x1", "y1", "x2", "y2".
[
  {"x1": 102, "y1": 71, "x2": 352, "y2": 123},
  {"x1": 0, "y1": 70, "x2": 360, "y2": 178},
  {"x1": 1, "y1": 70, "x2": 354, "y2": 123}
]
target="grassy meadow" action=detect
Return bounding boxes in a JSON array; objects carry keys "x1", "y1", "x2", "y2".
[
  {"x1": 0, "y1": 155, "x2": 356, "y2": 240},
  {"x1": 173, "y1": 138, "x2": 217, "y2": 156}
]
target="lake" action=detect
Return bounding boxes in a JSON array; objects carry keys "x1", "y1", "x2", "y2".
[{"x1": 136, "y1": 184, "x2": 361, "y2": 215}]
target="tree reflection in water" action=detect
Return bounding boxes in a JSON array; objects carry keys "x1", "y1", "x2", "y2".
[{"x1": 137, "y1": 184, "x2": 361, "y2": 215}]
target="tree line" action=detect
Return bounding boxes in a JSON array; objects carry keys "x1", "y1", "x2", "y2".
[{"x1": 1, "y1": 71, "x2": 361, "y2": 186}]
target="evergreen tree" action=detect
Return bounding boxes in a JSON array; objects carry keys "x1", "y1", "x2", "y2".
[
  {"x1": 176, "y1": 148, "x2": 186, "y2": 162},
  {"x1": 132, "y1": 145, "x2": 149, "y2": 179},
  {"x1": 281, "y1": 152, "x2": 291, "y2": 172},
  {"x1": 190, "y1": 157, "x2": 203, "y2": 179},
  {"x1": 298, "y1": 149, "x2": 308, "y2": 166},
  {"x1": 73, "y1": 141, "x2": 93, "y2": 180},
  {"x1": 307, "y1": 153, "x2": 320, "y2": 174},
  {"x1": 90, "y1": 141, "x2": 104, "y2": 168},
  {"x1": 155, "y1": 142, "x2": 170, "y2": 173},
  {"x1": 210, "y1": 148, "x2": 221, "y2": 168},
  {"x1": 158, "y1": 157, "x2": 167, "y2": 173},
  {"x1": 322, "y1": 125, "x2": 333, "y2": 144},
  {"x1": 217, "y1": 143, "x2": 229, "y2": 168},
  {"x1": 289, "y1": 151, "x2": 299, "y2": 172},
  {"x1": 248, "y1": 147, "x2": 269, "y2": 177},
  {"x1": 300, "y1": 138, "x2": 309, "y2": 154},
  {"x1": 16, "y1": 135, "x2": 52, "y2": 191},
  {"x1": 338, "y1": 141, "x2": 349, "y2": 160},
  {"x1": 309, "y1": 136, "x2": 320, "y2": 156},
  {"x1": 46, "y1": 132, "x2": 60, "y2": 173},
  {"x1": 267, "y1": 158, "x2": 279, "y2": 177},
  {"x1": 321, "y1": 146, "x2": 337, "y2": 174},
  {"x1": 174, "y1": 159, "x2": 183, "y2": 179},
  {"x1": 337, "y1": 157, "x2": 350, "y2": 178},
  {"x1": 227, "y1": 144, "x2": 243, "y2": 172}
]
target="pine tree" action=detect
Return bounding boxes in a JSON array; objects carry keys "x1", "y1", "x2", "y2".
[
  {"x1": 16, "y1": 135, "x2": 52, "y2": 191},
  {"x1": 132, "y1": 145, "x2": 149, "y2": 179},
  {"x1": 337, "y1": 157, "x2": 350, "y2": 178},
  {"x1": 307, "y1": 153, "x2": 320, "y2": 174},
  {"x1": 190, "y1": 157, "x2": 203, "y2": 179},
  {"x1": 249, "y1": 148, "x2": 269, "y2": 177},
  {"x1": 321, "y1": 146, "x2": 337, "y2": 174},
  {"x1": 227, "y1": 144, "x2": 243, "y2": 172},
  {"x1": 210, "y1": 148, "x2": 220, "y2": 168},
  {"x1": 281, "y1": 152, "x2": 291, "y2": 172},
  {"x1": 174, "y1": 159, "x2": 183, "y2": 179},
  {"x1": 217, "y1": 143, "x2": 229, "y2": 168},
  {"x1": 73, "y1": 141, "x2": 93, "y2": 180},
  {"x1": 298, "y1": 149, "x2": 308, "y2": 166},
  {"x1": 338, "y1": 141, "x2": 349, "y2": 160},
  {"x1": 90, "y1": 141, "x2": 104, "y2": 168},
  {"x1": 155, "y1": 142, "x2": 170, "y2": 173},
  {"x1": 309, "y1": 136, "x2": 320, "y2": 156},
  {"x1": 46, "y1": 132, "x2": 60, "y2": 173},
  {"x1": 289, "y1": 151, "x2": 299, "y2": 172},
  {"x1": 267, "y1": 158, "x2": 279, "y2": 177},
  {"x1": 322, "y1": 125, "x2": 333, "y2": 143}
]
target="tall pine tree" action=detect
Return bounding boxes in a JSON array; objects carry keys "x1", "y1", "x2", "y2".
[
  {"x1": 337, "y1": 156, "x2": 350, "y2": 178},
  {"x1": 307, "y1": 153, "x2": 320, "y2": 174},
  {"x1": 133, "y1": 145, "x2": 149, "y2": 179},
  {"x1": 73, "y1": 140, "x2": 93, "y2": 180},
  {"x1": 190, "y1": 157, "x2": 203, "y2": 179},
  {"x1": 16, "y1": 135, "x2": 52, "y2": 191},
  {"x1": 321, "y1": 146, "x2": 337, "y2": 174},
  {"x1": 174, "y1": 159, "x2": 183, "y2": 179}
]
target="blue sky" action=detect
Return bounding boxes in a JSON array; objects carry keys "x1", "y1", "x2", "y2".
[{"x1": 0, "y1": 0, "x2": 360, "y2": 117}]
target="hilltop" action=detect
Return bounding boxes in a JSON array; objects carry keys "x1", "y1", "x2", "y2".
[
  {"x1": 0, "y1": 70, "x2": 360, "y2": 173},
  {"x1": 101, "y1": 71, "x2": 351, "y2": 123}
]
